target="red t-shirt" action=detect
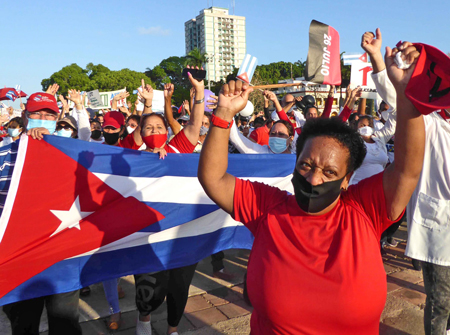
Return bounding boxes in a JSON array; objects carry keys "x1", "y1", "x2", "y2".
[
  {"x1": 233, "y1": 172, "x2": 400, "y2": 335},
  {"x1": 118, "y1": 133, "x2": 141, "y2": 150},
  {"x1": 120, "y1": 129, "x2": 195, "y2": 154},
  {"x1": 165, "y1": 129, "x2": 196, "y2": 153},
  {"x1": 249, "y1": 126, "x2": 269, "y2": 146}
]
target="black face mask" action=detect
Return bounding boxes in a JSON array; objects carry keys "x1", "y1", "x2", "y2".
[
  {"x1": 291, "y1": 169, "x2": 346, "y2": 213},
  {"x1": 103, "y1": 131, "x2": 120, "y2": 145},
  {"x1": 91, "y1": 130, "x2": 102, "y2": 140}
]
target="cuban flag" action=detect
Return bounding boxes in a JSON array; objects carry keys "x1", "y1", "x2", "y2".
[
  {"x1": 5, "y1": 90, "x2": 17, "y2": 102},
  {"x1": 237, "y1": 54, "x2": 258, "y2": 84},
  {"x1": 343, "y1": 53, "x2": 368, "y2": 66},
  {"x1": 0, "y1": 135, "x2": 295, "y2": 305}
]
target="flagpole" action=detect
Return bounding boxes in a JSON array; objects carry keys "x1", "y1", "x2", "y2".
[{"x1": 251, "y1": 83, "x2": 304, "y2": 90}]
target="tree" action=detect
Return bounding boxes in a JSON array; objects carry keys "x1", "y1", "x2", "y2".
[
  {"x1": 185, "y1": 48, "x2": 207, "y2": 68},
  {"x1": 41, "y1": 63, "x2": 153, "y2": 103},
  {"x1": 145, "y1": 56, "x2": 199, "y2": 106},
  {"x1": 41, "y1": 64, "x2": 90, "y2": 96}
]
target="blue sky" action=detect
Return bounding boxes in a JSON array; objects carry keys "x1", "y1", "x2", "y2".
[{"x1": 2, "y1": 0, "x2": 449, "y2": 107}]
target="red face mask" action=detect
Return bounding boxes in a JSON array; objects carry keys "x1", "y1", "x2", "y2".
[{"x1": 142, "y1": 133, "x2": 168, "y2": 149}]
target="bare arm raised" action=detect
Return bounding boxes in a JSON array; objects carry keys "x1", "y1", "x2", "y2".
[
  {"x1": 198, "y1": 80, "x2": 253, "y2": 214},
  {"x1": 383, "y1": 42, "x2": 424, "y2": 220}
]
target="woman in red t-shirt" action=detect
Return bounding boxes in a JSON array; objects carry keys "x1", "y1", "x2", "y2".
[
  {"x1": 123, "y1": 72, "x2": 205, "y2": 157},
  {"x1": 198, "y1": 42, "x2": 425, "y2": 335},
  {"x1": 126, "y1": 73, "x2": 205, "y2": 335}
]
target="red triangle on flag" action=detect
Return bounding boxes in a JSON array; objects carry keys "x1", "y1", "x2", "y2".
[
  {"x1": 0, "y1": 139, "x2": 165, "y2": 299},
  {"x1": 359, "y1": 53, "x2": 368, "y2": 63},
  {"x1": 237, "y1": 72, "x2": 250, "y2": 84}
]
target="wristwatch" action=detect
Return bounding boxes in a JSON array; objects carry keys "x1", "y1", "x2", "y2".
[{"x1": 211, "y1": 113, "x2": 234, "y2": 129}]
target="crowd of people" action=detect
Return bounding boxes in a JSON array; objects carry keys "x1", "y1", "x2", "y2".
[{"x1": 1, "y1": 28, "x2": 449, "y2": 335}]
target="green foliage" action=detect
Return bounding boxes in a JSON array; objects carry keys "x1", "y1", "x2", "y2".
[
  {"x1": 255, "y1": 61, "x2": 306, "y2": 85},
  {"x1": 41, "y1": 64, "x2": 90, "y2": 96},
  {"x1": 41, "y1": 64, "x2": 153, "y2": 103},
  {"x1": 340, "y1": 52, "x2": 351, "y2": 87},
  {"x1": 146, "y1": 55, "x2": 205, "y2": 106},
  {"x1": 185, "y1": 48, "x2": 207, "y2": 68}
]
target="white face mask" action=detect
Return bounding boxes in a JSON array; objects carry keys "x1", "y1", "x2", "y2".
[
  {"x1": 127, "y1": 126, "x2": 135, "y2": 134},
  {"x1": 199, "y1": 125, "x2": 209, "y2": 136},
  {"x1": 381, "y1": 110, "x2": 389, "y2": 121},
  {"x1": 358, "y1": 126, "x2": 374, "y2": 137}
]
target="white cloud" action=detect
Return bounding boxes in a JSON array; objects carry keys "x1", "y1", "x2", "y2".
[{"x1": 138, "y1": 26, "x2": 170, "y2": 36}]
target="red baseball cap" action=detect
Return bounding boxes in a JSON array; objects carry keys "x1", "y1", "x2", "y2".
[
  {"x1": 26, "y1": 93, "x2": 59, "y2": 114},
  {"x1": 405, "y1": 43, "x2": 450, "y2": 115},
  {"x1": 103, "y1": 111, "x2": 125, "y2": 129}
]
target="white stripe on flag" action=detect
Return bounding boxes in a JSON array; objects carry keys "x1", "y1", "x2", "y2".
[
  {"x1": 342, "y1": 54, "x2": 362, "y2": 59},
  {"x1": 248, "y1": 57, "x2": 257, "y2": 75},
  {"x1": 71, "y1": 174, "x2": 294, "y2": 257},
  {"x1": 93, "y1": 173, "x2": 292, "y2": 204},
  {"x1": 0, "y1": 135, "x2": 28, "y2": 243},
  {"x1": 238, "y1": 54, "x2": 251, "y2": 75},
  {"x1": 71, "y1": 206, "x2": 242, "y2": 258}
]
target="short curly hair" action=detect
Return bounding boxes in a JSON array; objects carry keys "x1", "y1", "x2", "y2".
[{"x1": 296, "y1": 118, "x2": 366, "y2": 173}]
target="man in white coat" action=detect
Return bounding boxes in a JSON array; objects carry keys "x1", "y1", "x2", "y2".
[{"x1": 362, "y1": 29, "x2": 450, "y2": 335}]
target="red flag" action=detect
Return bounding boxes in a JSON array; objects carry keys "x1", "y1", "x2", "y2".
[
  {"x1": 0, "y1": 138, "x2": 164, "y2": 299},
  {"x1": 305, "y1": 20, "x2": 341, "y2": 85}
]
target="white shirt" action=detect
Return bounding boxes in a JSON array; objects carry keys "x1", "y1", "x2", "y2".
[
  {"x1": 349, "y1": 138, "x2": 388, "y2": 185},
  {"x1": 405, "y1": 112, "x2": 450, "y2": 265},
  {"x1": 0, "y1": 137, "x2": 13, "y2": 147},
  {"x1": 72, "y1": 107, "x2": 92, "y2": 141},
  {"x1": 372, "y1": 70, "x2": 450, "y2": 264},
  {"x1": 229, "y1": 121, "x2": 271, "y2": 154}
]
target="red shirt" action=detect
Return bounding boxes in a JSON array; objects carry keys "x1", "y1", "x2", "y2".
[
  {"x1": 233, "y1": 172, "x2": 400, "y2": 335},
  {"x1": 120, "y1": 129, "x2": 195, "y2": 154},
  {"x1": 249, "y1": 126, "x2": 269, "y2": 146},
  {"x1": 118, "y1": 133, "x2": 141, "y2": 150},
  {"x1": 165, "y1": 129, "x2": 196, "y2": 153}
]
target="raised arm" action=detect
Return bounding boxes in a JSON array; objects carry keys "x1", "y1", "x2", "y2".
[
  {"x1": 198, "y1": 80, "x2": 253, "y2": 214},
  {"x1": 361, "y1": 28, "x2": 385, "y2": 74},
  {"x1": 58, "y1": 94, "x2": 69, "y2": 120},
  {"x1": 264, "y1": 91, "x2": 288, "y2": 121},
  {"x1": 132, "y1": 79, "x2": 154, "y2": 146},
  {"x1": 383, "y1": 43, "x2": 424, "y2": 220},
  {"x1": 182, "y1": 70, "x2": 205, "y2": 146},
  {"x1": 111, "y1": 91, "x2": 129, "y2": 111},
  {"x1": 163, "y1": 83, "x2": 181, "y2": 136},
  {"x1": 362, "y1": 27, "x2": 398, "y2": 144},
  {"x1": 141, "y1": 79, "x2": 153, "y2": 115},
  {"x1": 321, "y1": 85, "x2": 335, "y2": 118},
  {"x1": 67, "y1": 89, "x2": 91, "y2": 141}
]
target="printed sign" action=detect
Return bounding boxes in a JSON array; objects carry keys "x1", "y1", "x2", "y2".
[
  {"x1": 350, "y1": 60, "x2": 377, "y2": 99},
  {"x1": 86, "y1": 90, "x2": 103, "y2": 108}
]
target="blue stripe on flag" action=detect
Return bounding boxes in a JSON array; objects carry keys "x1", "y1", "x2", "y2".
[
  {"x1": 43, "y1": 136, "x2": 296, "y2": 178},
  {"x1": 0, "y1": 225, "x2": 253, "y2": 305},
  {"x1": 139, "y1": 203, "x2": 219, "y2": 232}
]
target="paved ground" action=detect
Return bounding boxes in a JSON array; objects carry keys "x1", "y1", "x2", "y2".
[{"x1": 0, "y1": 222, "x2": 428, "y2": 334}]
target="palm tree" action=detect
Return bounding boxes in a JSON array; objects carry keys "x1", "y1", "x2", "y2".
[{"x1": 185, "y1": 48, "x2": 207, "y2": 68}]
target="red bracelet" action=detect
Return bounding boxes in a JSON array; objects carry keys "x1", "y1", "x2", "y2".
[{"x1": 211, "y1": 113, "x2": 234, "y2": 129}]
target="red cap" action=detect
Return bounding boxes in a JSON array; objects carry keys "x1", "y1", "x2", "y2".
[
  {"x1": 26, "y1": 93, "x2": 59, "y2": 114},
  {"x1": 405, "y1": 43, "x2": 450, "y2": 115},
  {"x1": 103, "y1": 111, "x2": 125, "y2": 129}
]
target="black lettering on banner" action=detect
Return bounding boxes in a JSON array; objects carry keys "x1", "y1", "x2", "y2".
[{"x1": 429, "y1": 62, "x2": 450, "y2": 101}]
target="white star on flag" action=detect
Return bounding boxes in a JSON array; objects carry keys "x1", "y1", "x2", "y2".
[{"x1": 50, "y1": 196, "x2": 94, "y2": 237}]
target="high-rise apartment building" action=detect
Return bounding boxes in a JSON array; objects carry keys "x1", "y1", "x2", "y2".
[{"x1": 185, "y1": 7, "x2": 246, "y2": 82}]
